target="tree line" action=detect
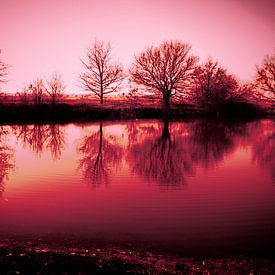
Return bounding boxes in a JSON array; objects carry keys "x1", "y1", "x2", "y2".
[
  {"x1": 16, "y1": 74, "x2": 65, "y2": 106},
  {"x1": 0, "y1": 41, "x2": 274, "y2": 112}
]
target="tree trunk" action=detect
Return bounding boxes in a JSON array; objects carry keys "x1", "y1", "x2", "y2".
[
  {"x1": 100, "y1": 91, "x2": 103, "y2": 104},
  {"x1": 163, "y1": 92, "x2": 170, "y2": 108}
]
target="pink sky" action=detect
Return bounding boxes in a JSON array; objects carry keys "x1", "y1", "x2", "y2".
[{"x1": 1, "y1": 0, "x2": 274, "y2": 94}]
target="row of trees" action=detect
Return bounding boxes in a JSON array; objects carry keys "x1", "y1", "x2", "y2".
[
  {"x1": 17, "y1": 74, "x2": 65, "y2": 106},
  {"x1": 0, "y1": 41, "x2": 274, "y2": 110},
  {"x1": 80, "y1": 40, "x2": 274, "y2": 109},
  {"x1": 0, "y1": 50, "x2": 65, "y2": 106}
]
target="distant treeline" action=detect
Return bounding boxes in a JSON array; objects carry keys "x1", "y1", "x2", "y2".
[{"x1": 0, "y1": 40, "x2": 274, "y2": 120}]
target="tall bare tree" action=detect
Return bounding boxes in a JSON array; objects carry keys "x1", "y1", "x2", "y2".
[
  {"x1": 80, "y1": 40, "x2": 124, "y2": 104},
  {"x1": 0, "y1": 50, "x2": 9, "y2": 85},
  {"x1": 191, "y1": 59, "x2": 238, "y2": 113},
  {"x1": 130, "y1": 40, "x2": 198, "y2": 107},
  {"x1": 46, "y1": 73, "x2": 65, "y2": 106},
  {"x1": 255, "y1": 54, "x2": 275, "y2": 102}
]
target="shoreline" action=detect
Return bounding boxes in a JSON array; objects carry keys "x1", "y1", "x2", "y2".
[
  {"x1": 0, "y1": 237, "x2": 274, "y2": 274},
  {"x1": 0, "y1": 102, "x2": 272, "y2": 124}
]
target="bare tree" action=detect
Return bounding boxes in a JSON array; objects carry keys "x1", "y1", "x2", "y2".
[
  {"x1": 46, "y1": 73, "x2": 65, "y2": 106},
  {"x1": 30, "y1": 78, "x2": 45, "y2": 106},
  {"x1": 191, "y1": 59, "x2": 238, "y2": 113},
  {"x1": 0, "y1": 50, "x2": 9, "y2": 85},
  {"x1": 255, "y1": 54, "x2": 275, "y2": 102},
  {"x1": 130, "y1": 40, "x2": 198, "y2": 107},
  {"x1": 80, "y1": 40, "x2": 124, "y2": 104},
  {"x1": 17, "y1": 85, "x2": 32, "y2": 105}
]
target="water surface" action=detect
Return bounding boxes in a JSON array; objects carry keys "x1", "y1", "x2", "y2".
[{"x1": 0, "y1": 119, "x2": 274, "y2": 256}]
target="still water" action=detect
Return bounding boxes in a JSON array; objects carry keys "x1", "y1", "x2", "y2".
[{"x1": 0, "y1": 119, "x2": 274, "y2": 256}]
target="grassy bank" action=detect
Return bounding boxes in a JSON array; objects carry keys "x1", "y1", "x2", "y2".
[{"x1": 0, "y1": 101, "x2": 271, "y2": 124}]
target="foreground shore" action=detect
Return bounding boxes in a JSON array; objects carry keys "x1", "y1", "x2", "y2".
[{"x1": 0, "y1": 238, "x2": 274, "y2": 274}]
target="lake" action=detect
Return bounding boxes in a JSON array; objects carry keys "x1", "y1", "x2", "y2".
[{"x1": 0, "y1": 119, "x2": 274, "y2": 256}]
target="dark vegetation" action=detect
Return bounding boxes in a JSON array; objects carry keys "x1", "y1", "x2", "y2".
[
  {"x1": 0, "y1": 238, "x2": 274, "y2": 274},
  {"x1": 0, "y1": 100, "x2": 268, "y2": 124},
  {"x1": 0, "y1": 42, "x2": 274, "y2": 123}
]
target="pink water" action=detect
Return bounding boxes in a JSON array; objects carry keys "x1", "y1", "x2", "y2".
[{"x1": 0, "y1": 119, "x2": 274, "y2": 255}]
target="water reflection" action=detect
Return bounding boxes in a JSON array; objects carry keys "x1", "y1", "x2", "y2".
[
  {"x1": 0, "y1": 126, "x2": 15, "y2": 198},
  {"x1": 189, "y1": 119, "x2": 246, "y2": 168},
  {"x1": 128, "y1": 119, "x2": 252, "y2": 188},
  {"x1": 128, "y1": 120, "x2": 195, "y2": 188},
  {"x1": 2, "y1": 119, "x2": 275, "y2": 189},
  {"x1": 1, "y1": 119, "x2": 274, "y2": 256},
  {"x1": 45, "y1": 124, "x2": 66, "y2": 160},
  {"x1": 251, "y1": 120, "x2": 275, "y2": 182},
  {"x1": 13, "y1": 124, "x2": 65, "y2": 160},
  {"x1": 78, "y1": 123, "x2": 123, "y2": 185}
]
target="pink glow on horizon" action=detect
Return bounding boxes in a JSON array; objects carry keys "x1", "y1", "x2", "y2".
[{"x1": 1, "y1": 0, "x2": 274, "y2": 94}]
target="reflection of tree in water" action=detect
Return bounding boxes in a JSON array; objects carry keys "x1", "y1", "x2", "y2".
[
  {"x1": 250, "y1": 120, "x2": 275, "y2": 182},
  {"x1": 189, "y1": 119, "x2": 245, "y2": 168},
  {"x1": 126, "y1": 122, "x2": 159, "y2": 145},
  {"x1": 129, "y1": 120, "x2": 194, "y2": 188},
  {"x1": 0, "y1": 126, "x2": 15, "y2": 198},
  {"x1": 45, "y1": 124, "x2": 66, "y2": 160},
  {"x1": 13, "y1": 124, "x2": 65, "y2": 160},
  {"x1": 128, "y1": 119, "x2": 246, "y2": 188},
  {"x1": 78, "y1": 123, "x2": 123, "y2": 186}
]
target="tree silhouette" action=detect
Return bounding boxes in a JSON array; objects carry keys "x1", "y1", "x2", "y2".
[
  {"x1": 130, "y1": 40, "x2": 198, "y2": 107},
  {"x1": 46, "y1": 73, "x2": 65, "y2": 106},
  {"x1": 17, "y1": 85, "x2": 32, "y2": 105},
  {"x1": 191, "y1": 59, "x2": 239, "y2": 113},
  {"x1": 30, "y1": 78, "x2": 46, "y2": 106},
  {"x1": 78, "y1": 123, "x2": 123, "y2": 185},
  {"x1": 255, "y1": 54, "x2": 275, "y2": 102},
  {"x1": 80, "y1": 40, "x2": 124, "y2": 104},
  {"x1": 0, "y1": 50, "x2": 9, "y2": 85}
]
